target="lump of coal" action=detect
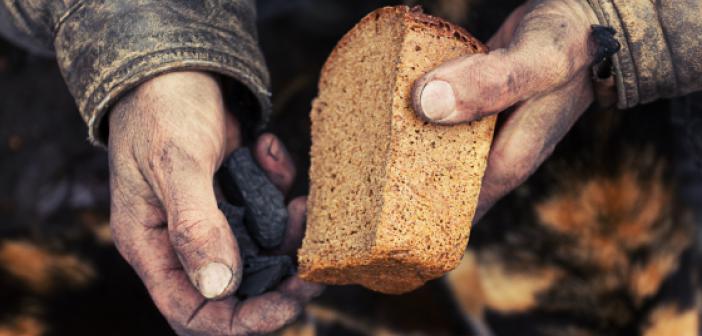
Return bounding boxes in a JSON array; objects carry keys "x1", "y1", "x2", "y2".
[
  {"x1": 221, "y1": 148, "x2": 288, "y2": 249},
  {"x1": 238, "y1": 255, "x2": 294, "y2": 298},
  {"x1": 218, "y1": 147, "x2": 297, "y2": 299},
  {"x1": 218, "y1": 202, "x2": 259, "y2": 258},
  {"x1": 220, "y1": 199, "x2": 295, "y2": 298},
  {"x1": 591, "y1": 25, "x2": 620, "y2": 65}
]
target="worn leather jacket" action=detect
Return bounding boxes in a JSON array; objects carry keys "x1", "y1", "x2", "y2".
[
  {"x1": 0, "y1": 0, "x2": 701, "y2": 144},
  {"x1": 0, "y1": 0, "x2": 270, "y2": 145},
  {"x1": 587, "y1": 0, "x2": 702, "y2": 109}
]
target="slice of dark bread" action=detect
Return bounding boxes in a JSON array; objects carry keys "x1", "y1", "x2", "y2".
[{"x1": 298, "y1": 6, "x2": 496, "y2": 294}]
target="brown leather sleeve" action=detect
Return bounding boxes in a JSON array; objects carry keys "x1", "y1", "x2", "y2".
[
  {"x1": 587, "y1": 0, "x2": 702, "y2": 109},
  {"x1": 0, "y1": 0, "x2": 271, "y2": 145}
]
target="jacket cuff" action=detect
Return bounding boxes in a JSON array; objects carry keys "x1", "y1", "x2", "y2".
[
  {"x1": 587, "y1": 0, "x2": 683, "y2": 109},
  {"x1": 53, "y1": 1, "x2": 271, "y2": 146}
]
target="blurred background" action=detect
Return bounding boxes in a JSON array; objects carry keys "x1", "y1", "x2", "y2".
[{"x1": 1, "y1": 0, "x2": 700, "y2": 335}]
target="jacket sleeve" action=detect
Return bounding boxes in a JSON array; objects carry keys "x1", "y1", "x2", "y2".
[
  {"x1": 0, "y1": 0, "x2": 271, "y2": 145},
  {"x1": 587, "y1": 0, "x2": 702, "y2": 109}
]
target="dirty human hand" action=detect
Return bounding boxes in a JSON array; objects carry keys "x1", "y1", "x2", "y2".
[
  {"x1": 108, "y1": 71, "x2": 321, "y2": 335},
  {"x1": 413, "y1": 0, "x2": 612, "y2": 220}
]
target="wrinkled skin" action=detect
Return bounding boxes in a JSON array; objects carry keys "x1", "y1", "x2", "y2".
[
  {"x1": 413, "y1": 0, "x2": 599, "y2": 220},
  {"x1": 108, "y1": 71, "x2": 321, "y2": 335}
]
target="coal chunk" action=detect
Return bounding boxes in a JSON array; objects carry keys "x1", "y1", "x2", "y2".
[
  {"x1": 218, "y1": 201, "x2": 259, "y2": 257},
  {"x1": 591, "y1": 25, "x2": 620, "y2": 66},
  {"x1": 221, "y1": 148, "x2": 288, "y2": 249},
  {"x1": 217, "y1": 148, "x2": 296, "y2": 298},
  {"x1": 238, "y1": 255, "x2": 294, "y2": 298}
]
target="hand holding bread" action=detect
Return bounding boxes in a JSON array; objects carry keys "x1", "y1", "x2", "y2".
[
  {"x1": 413, "y1": 0, "x2": 605, "y2": 220},
  {"x1": 299, "y1": 6, "x2": 496, "y2": 294}
]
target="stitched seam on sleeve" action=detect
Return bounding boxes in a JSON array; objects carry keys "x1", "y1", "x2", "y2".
[
  {"x1": 588, "y1": 0, "x2": 632, "y2": 108},
  {"x1": 52, "y1": 0, "x2": 86, "y2": 39},
  {"x1": 83, "y1": 47, "x2": 269, "y2": 113},
  {"x1": 606, "y1": 0, "x2": 639, "y2": 108}
]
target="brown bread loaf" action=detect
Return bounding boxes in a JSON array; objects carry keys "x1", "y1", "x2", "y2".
[{"x1": 298, "y1": 6, "x2": 496, "y2": 294}]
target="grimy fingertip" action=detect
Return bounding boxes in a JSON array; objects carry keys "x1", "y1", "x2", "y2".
[
  {"x1": 195, "y1": 262, "x2": 235, "y2": 299},
  {"x1": 254, "y1": 133, "x2": 296, "y2": 194},
  {"x1": 414, "y1": 79, "x2": 457, "y2": 122},
  {"x1": 278, "y1": 276, "x2": 325, "y2": 302}
]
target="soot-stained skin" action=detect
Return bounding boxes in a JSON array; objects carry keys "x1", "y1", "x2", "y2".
[
  {"x1": 217, "y1": 149, "x2": 295, "y2": 299},
  {"x1": 221, "y1": 148, "x2": 288, "y2": 249}
]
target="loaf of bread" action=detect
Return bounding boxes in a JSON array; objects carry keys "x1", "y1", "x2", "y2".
[{"x1": 298, "y1": 6, "x2": 496, "y2": 294}]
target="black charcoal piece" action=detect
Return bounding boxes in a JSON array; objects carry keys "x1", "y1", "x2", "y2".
[
  {"x1": 222, "y1": 148, "x2": 288, "y2": 249},
  {"x1": 237, "y1": 255, "x2": 294, "y2": 297},
  {"x1": 218, "y1": 201, "x2": 259, "y2": 258},
  {"x1": 591, "y1": 25, "x2": 620, "y2": 65}
]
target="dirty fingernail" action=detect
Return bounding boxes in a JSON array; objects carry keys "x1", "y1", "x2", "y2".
[
  {"x1": 196, "y1": 262, "x2": 233, "y2": 299},
  {"x1": 420, "y1": 80, "x2": 456, "y2": 121}
]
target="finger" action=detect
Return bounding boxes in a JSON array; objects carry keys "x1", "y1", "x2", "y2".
[
  {"x1": 110, "y1": 196, "x2": 301, "y2": 335},
  {"x1": 223, "y1": 109, "x2": 243, "y2": 156},
  {"x1": 412, "y1": 0, "x2": 596, "y2": 124},
  {"x1": 229, "y1": 292, "x2": 301, "y2": 335},
  {"x1": 165, "y1": 282, "x2": 302, "y2": 335},
  {"x1": 109, "y1": 182, "x2": 210, "y2": 329},
  {"x1": 270, "y1": 196, "x2": 307, "y2": 256},
  {"x1": 224, "y1": 276, "x2": 322, "y2": 334},
  {"x1": 227, "y1": 277, "x2": 323, "y2": 334},
  {"x1": 277, "y1": 275, "x2": 324, "y2": 302},
  {"x1": 150, "y1": 145, "x2": 241, "y2": 299},
  {"x1": 473, "y1": 73, "x2": 593, "y2": 221},
  {"x1": 254, "y1": 133, "x2": 296, "y2": 195}
]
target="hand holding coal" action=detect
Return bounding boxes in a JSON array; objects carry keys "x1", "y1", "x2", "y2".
[
  {"x1": 218, "y1": 146, "x2": 301, "y2": 298},
  {"x1": 108, "y1": 72, "x2": 320, "y2": 335}
]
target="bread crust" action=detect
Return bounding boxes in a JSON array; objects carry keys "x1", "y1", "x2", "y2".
[{"x1": 319, "y1": 6, "x2": 486, "y2": 83}]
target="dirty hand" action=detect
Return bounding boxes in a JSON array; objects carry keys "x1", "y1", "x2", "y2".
[
  {"x1": 413, "y1": 0, "x2": 606, "y2": 219},
  {"x1": 108, "y1": 71, "x2": 320, "y2": 335}
]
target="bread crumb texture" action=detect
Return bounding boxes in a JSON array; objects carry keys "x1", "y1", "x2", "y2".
[{"x1": 299, "y1": 6, "x2": 496, "y2": 294}]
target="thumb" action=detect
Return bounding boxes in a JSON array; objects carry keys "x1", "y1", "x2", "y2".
[
  {"x1": 412, "y1": 0, "x2": 597, "y2": 124},
  {"x1": 150, "y1": 147, "x2": 242, "y2": 300}
]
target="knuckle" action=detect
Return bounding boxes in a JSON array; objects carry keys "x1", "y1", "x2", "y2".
[
  {"x1": 490, "y1": 148, "x2": 534, "y2": 189},
  {"x1": 462, "y1": 61, "x2": 516, "y2": 112},
  {"x1": 145, "y1": 137, "x2": 215, "y2": 177},
  {"x1": 170, "y1": 219, "x2": 207, "y2": 250},
  {"x1": 233, "y1": 294, "x2": 301, "y2": 334},
  {"x1": 164, "y1": 312, "x2": 195, "y2": 335},
  {"x1": 169, "y1": 212, "x2": 224, "y2": 254},
  {"x1": 512, "y1": 19, "x2": 589, "y2": 86},
  {"x1": 470, "y1": 51, "x2": 526, "y2": 111},
  {"x1": 544, "y1": 49, "x2": 575, "y2": 82}
]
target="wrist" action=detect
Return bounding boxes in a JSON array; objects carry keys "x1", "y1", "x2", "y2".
[
  {"x1": 109, "y1": 71, "x2": 232, "y2": 168},
  {"x1": 110, "y1": 71, "x2": 226, "y2": 135}
]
